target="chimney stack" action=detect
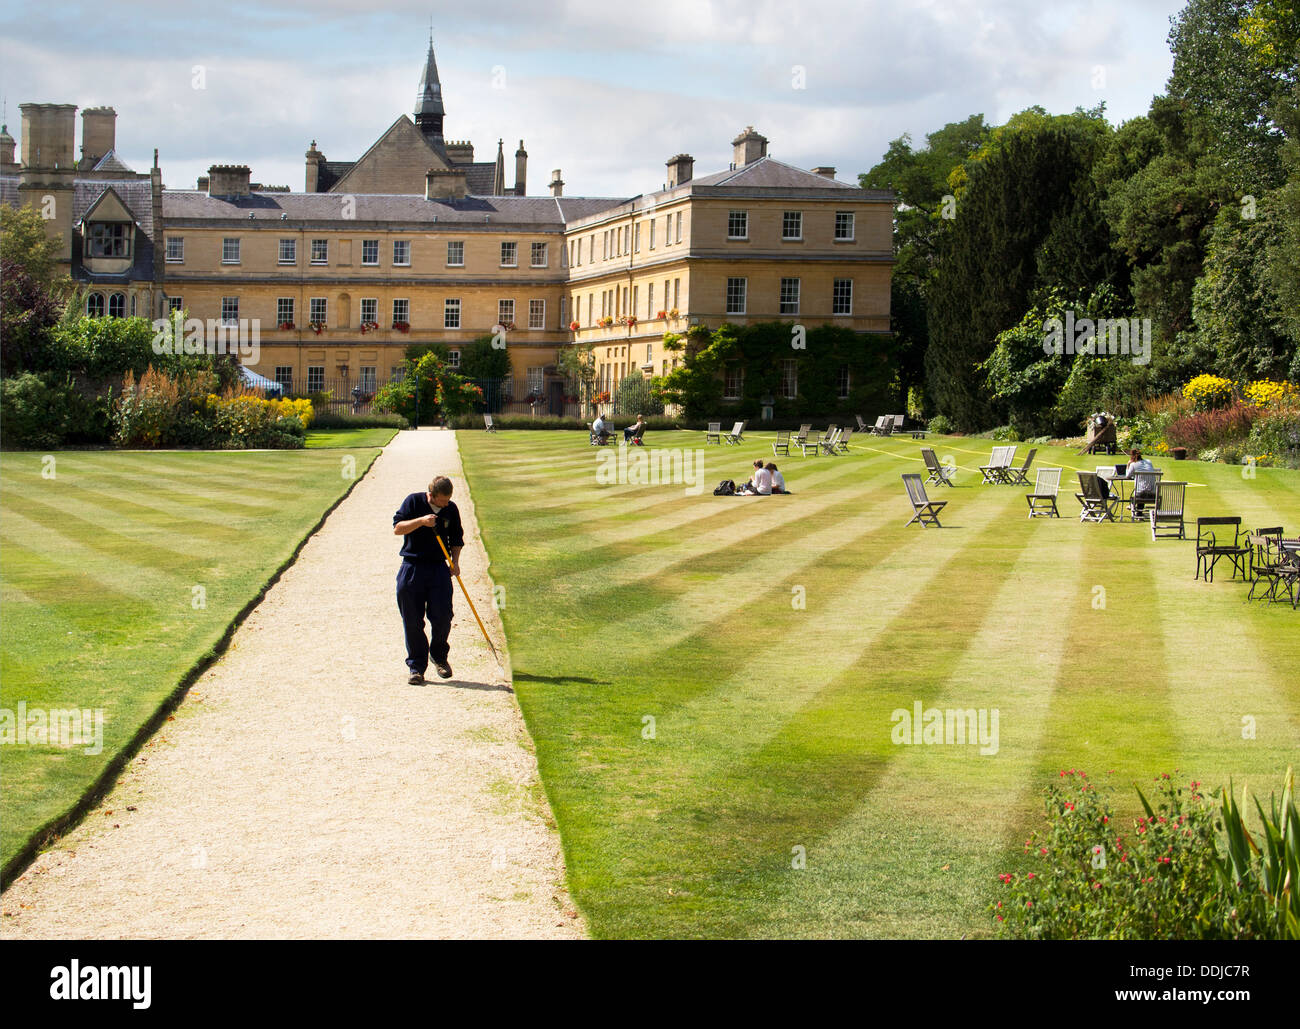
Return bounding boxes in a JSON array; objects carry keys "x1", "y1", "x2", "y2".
[
  {"x1": 81, "y1": 106, "x2": 117, "y2": 167},
  {"x1": 20, "y1": 103, "x2": 77, "y2": 169},
  {"x1": 426, "y1": 166, "x2": 468, "y2": 200},
  {"x1": 514, "y1": 139, "x2": 528, "y2": 196},
  {"x1": 666, "y1": 153, "x2": 694, "y2": 189},
  {"x1": 548, "y1": 169, "x2": 564, "y2": 197},
  {"x1": 207, "y1": 164, "x2": 252, "y2": 197},
  {"x1": 731, "y1": 126, "x2": 768, "y2": 167},
  {"x1": 811, "y1": 166, "x2": 837, "y2": 180}
]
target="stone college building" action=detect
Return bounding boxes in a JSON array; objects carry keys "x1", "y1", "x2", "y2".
[{"x1": 3, "y1": 40, "x2": 893, "y2": 411}]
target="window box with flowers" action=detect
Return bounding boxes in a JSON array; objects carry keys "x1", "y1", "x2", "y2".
[
  {"x1": 278, "y1": 321, "x2": 295, "y2": 331},
  {"x1": 600, "y1": 316, "x2": 615, "y2": 328},
  {"x1": 359, "y1": 321, "x2": 380, "y2": 335},
  {"x1": 569, "y1": 320, "x2": 581, "y2": 332},
  {"x1": 656, "y1": 310, "x2": 667, "y2": 320},
  {"x1": 393, "y1": 321, "x2": 410, "y2": 333},
  {"x1": 621, "y1": 315, "x2": 638, "y2": 328},
  {"x1": 309, "y1": 321, "x2": 326, "y2": 335},
  {"x1": 668, "y1": 308, "x2": 680, "y2": 320}
]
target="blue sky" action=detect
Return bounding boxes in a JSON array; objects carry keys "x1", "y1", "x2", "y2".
[{"x1": 0, "y1": 0, "x2": 1187, "y2": 196}]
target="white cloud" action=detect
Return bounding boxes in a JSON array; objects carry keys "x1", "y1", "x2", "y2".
[{"x1": 0, "y1": 0, "x2": 1184, "y2": 195}]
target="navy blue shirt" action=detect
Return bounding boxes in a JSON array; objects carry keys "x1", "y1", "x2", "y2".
[{"x1": 394, "y1": 493, "x2": 464, "y2": 564}]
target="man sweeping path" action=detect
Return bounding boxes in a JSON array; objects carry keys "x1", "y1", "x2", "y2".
[
  {"x1": 0, "y1": 428, "x2": 584, "y2": 940},
  {"x1": 394, "y1": 476, "x2": 463, "y2": 683}
]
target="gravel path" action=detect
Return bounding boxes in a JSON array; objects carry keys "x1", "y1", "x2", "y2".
[{"x1": 1, "y1": 428, "x2": 585, "y2": 940}]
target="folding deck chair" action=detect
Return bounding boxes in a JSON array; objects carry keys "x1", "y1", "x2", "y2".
[
  {"x1": 819, "y1": 427, "x2": 843, "y2": 455},
  {"x1": 724, "y1": 421, "x2": 746, "y2": 445},
  {"x1": 1004, "y1": 448, "x2": 1037, "y2": 485},
  {"x1": 483, "y1": 413, "x2": 497, "y2": 433},
  {"x1": 1025, "y1": 467, "x2": 1061, "y2": 518},
  {"x1": 980, "y1": 446, "x2": 1015, "y2": 484},
  {"x1": 903, "y1": 473, "x2": 947, "y2": 528},
  {"x1": 1075, "y1": 471, "x2": 1113, "y2": 522},
  {"x1": 1149, "y1": 482, "x2": 1187, "y2": 540},
  {"x1": 772, "y1": 430, "x2": 791, "y2": 456},
  {"x1": 835, "y1": 428, "x2": 854, "y2": 453},
  {"x1": 705, "y1": 422, "x2": 722, "y2": 444},
  {"x1": 856, "y1": 415, "x2": 871, "y2": 434},
  {"x1": 921, "y1": 448, "x2": 955, "y2": 486}
]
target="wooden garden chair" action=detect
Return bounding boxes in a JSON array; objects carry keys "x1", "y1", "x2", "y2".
[
  {"x1": 1004, "y1": 448, "x2": 1037, "y2": 485},
  {"x1": 980, "y1": 446, "x2": 1013, "y2": 484},
  {"x1": 1128, "y1": 469, "x2": 1162, "y2": 520},
  {"x1": 921, "y1": 448, "x2": 955, "y2": 486},
  {"x1": 902, "y1": 473, "x2": 947, "y2": 528},
  {"x1": 819, "y1": 427, "x2": 843, "y2": 455},
  {"x1": 892, "y1": 414, "x2": 905, "y2": 433},
  {"x1": 705, "y1": 422, "x2": 722, "y2": 444},
  {"x1": 1075, "y1": 471, "x2": 1113, "y2": 523},
  {"x1": 1026, "y1": 467, "x2": 1061, "y2": 518},
  {"x1": 856, "y1": 415, "x2": 871, "y2": 434},
  {"x1": 724, "y1": 420, "x2": 746, "y2": 445},
  {"x1": 483, "y1": 413, "x2": 497, "y2": 433},
  {"x1": 1149, "y1": 482, "x2": 1187, "y2": 540},
  {"x1": 835, "y1": 428, "x2": 854, "y2": 453},
  {"x1": 772, "y1": 429, "x2": 791, "y2": 456},
  {"x1": 1195, "y1": 517, "x2": 1250, "y2": 582}
]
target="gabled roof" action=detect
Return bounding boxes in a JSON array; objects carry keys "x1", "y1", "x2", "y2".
[
  {"x1": 74, "y1": 179, "x2": 155, "y2": 237},
  {"x1": 329, "y1": 114, "x2": 450, "y2": 194},
  {"x1": 76, "y1": 184, "x2": 138, "y2": 227}
]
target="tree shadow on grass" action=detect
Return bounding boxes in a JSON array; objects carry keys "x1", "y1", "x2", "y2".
[{"x1": 512, "y1": 672, "x2": 611, "y2": 686}]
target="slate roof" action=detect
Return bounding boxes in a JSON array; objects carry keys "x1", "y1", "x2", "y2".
[
  {"x1": 316, "y1": 160, "x2": 355, "y2": 192},
  {"x1": 91, "y1": 149, "x2": 135, "y2": 174},
  {"x1": 163, "y1": 189, "x2": 627, "y2": 227}
]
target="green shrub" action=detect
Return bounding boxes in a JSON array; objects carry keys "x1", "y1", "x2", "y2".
[
  {"x1": 1, "y1": 373, "x2": 71, "y2": 449},
  {"x1": 994, "y1": 769, "x2": 1299, "y2": 939},
  {"x1": 309, "y1": 410, "x2": 405, "y2": 430},
  {"x1": 1247, "y1": 407, "x2": 1300, "y2": 469},
  {"x1": 613, "y1": 371, "x2": 664, "y2": 416},
  {"x1": 926, "y1": 414, "x2": 953, "y2": 434}
]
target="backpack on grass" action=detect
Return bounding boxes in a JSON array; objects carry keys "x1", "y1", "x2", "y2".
[{"x1": 713, "y1": 479, "x2": 736, "y2": 496}]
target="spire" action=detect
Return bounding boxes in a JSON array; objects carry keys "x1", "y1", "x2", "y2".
[
  {"x1": 492, "y1": 139, "x2": 505, "y2": 195},
  {"x1": 415, "y1": 37, "x2": 445, "y2": 146}
]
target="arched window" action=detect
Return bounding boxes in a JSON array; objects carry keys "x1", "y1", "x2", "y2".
[
  {"x1": 109, "y1": 292, "x2": 126, "y2": 318},
  {"x1": 87, "y1": 292, "x2": 105, "y2": 317}
]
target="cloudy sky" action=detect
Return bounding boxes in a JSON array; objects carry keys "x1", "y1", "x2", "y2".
[{"x1": 0, "y1": 0, "x2": 1186, "y2": 197}]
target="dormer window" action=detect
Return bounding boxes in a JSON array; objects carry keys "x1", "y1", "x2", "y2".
[{"x1": 87, "y1": 223, "x2": 131, "y2": 258}]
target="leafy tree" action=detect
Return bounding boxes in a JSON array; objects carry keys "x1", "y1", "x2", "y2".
[
  {"x1": 926, "y1": 114, "x2": 1113, "y2": 429},
  {"x1": 860, "y1": 115, "x2": 990, "y2": 403},
  {"x1": 374, "y1": 351, "x2": 482, "y2": 425},
  {"x1": 1167, "y1": 0, "x2": 1297, "y2": 190},
  {"x1": 0, "y1": 259, "x2": 66, "y2": 377},
  {"x1": 0, "y1": 204, "x2": 69, "y2": 293},
  {"x1": 556, "y1": 341, "x2": 597, "y2": 408},
  {"x1": 1192, "y1": 197, "x2": 1297, "y2": 380},
  {"x1": 456, "y1": 335, "x2": 511, "y2": 380}
]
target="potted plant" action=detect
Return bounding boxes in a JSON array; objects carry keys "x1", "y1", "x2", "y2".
[
  {"x1": 309, "y1": 321, "x2": 325, "y2": 335},
  {"x1": 278, "y1": 321, "x2": 295, "y2": 331},
  {"x1": 359, "y1": 320, "x2": 380, "y2": 335},
  {"x1": 1171, "y1": 447, "x2": 1187, "y2": 460},
  {"x1": 393, "y1": 320, "x2": 410, "y2": 333},
  {"x1": 656, "y1": 310, "x2": 667, "y2": 320},
  {"x1": 569, "y1": 320, "x2": 580, "y2": 332}
]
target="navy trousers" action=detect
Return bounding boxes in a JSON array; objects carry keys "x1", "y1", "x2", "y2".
[{"x1": 396, "y1": 560, "x2": 453, "y2": 673}]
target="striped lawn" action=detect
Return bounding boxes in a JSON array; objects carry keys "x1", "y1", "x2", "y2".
[
  {"x1": 459, "y1": 429, "x2": 1300, "y2": 938},
  {"x1": 0, "y1": 447, "x2": 381, "y2": 871}
]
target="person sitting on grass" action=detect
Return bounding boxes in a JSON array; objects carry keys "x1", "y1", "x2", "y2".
[
  {"x1": 592, "y1": 413, "x2": 612, "y2": 445},
  {"x1": 767, "y1": 462, "x2": 787, "y2": 494},
  {"x1": 738, "y1": 459, "x2": 773, "y2": 495},
  {"x1": 624, "y1": 414, "x2": 647, "y2": 445}
]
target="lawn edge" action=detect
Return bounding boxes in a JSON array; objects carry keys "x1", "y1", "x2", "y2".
[{"x1": 0, "y1": 446, "x2": 385, "y2": 891}]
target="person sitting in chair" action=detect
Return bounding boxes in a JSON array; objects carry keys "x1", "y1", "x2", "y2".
[
  {"x1": 1125, "y1": 447, "x2": 1157, "y2": 513},
  {"x1": 623, "y1": 414, "x2": 647, "y2": 445},
  {"x1": 592, "y1": 413, "x2": 612, "y2": 445}
]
